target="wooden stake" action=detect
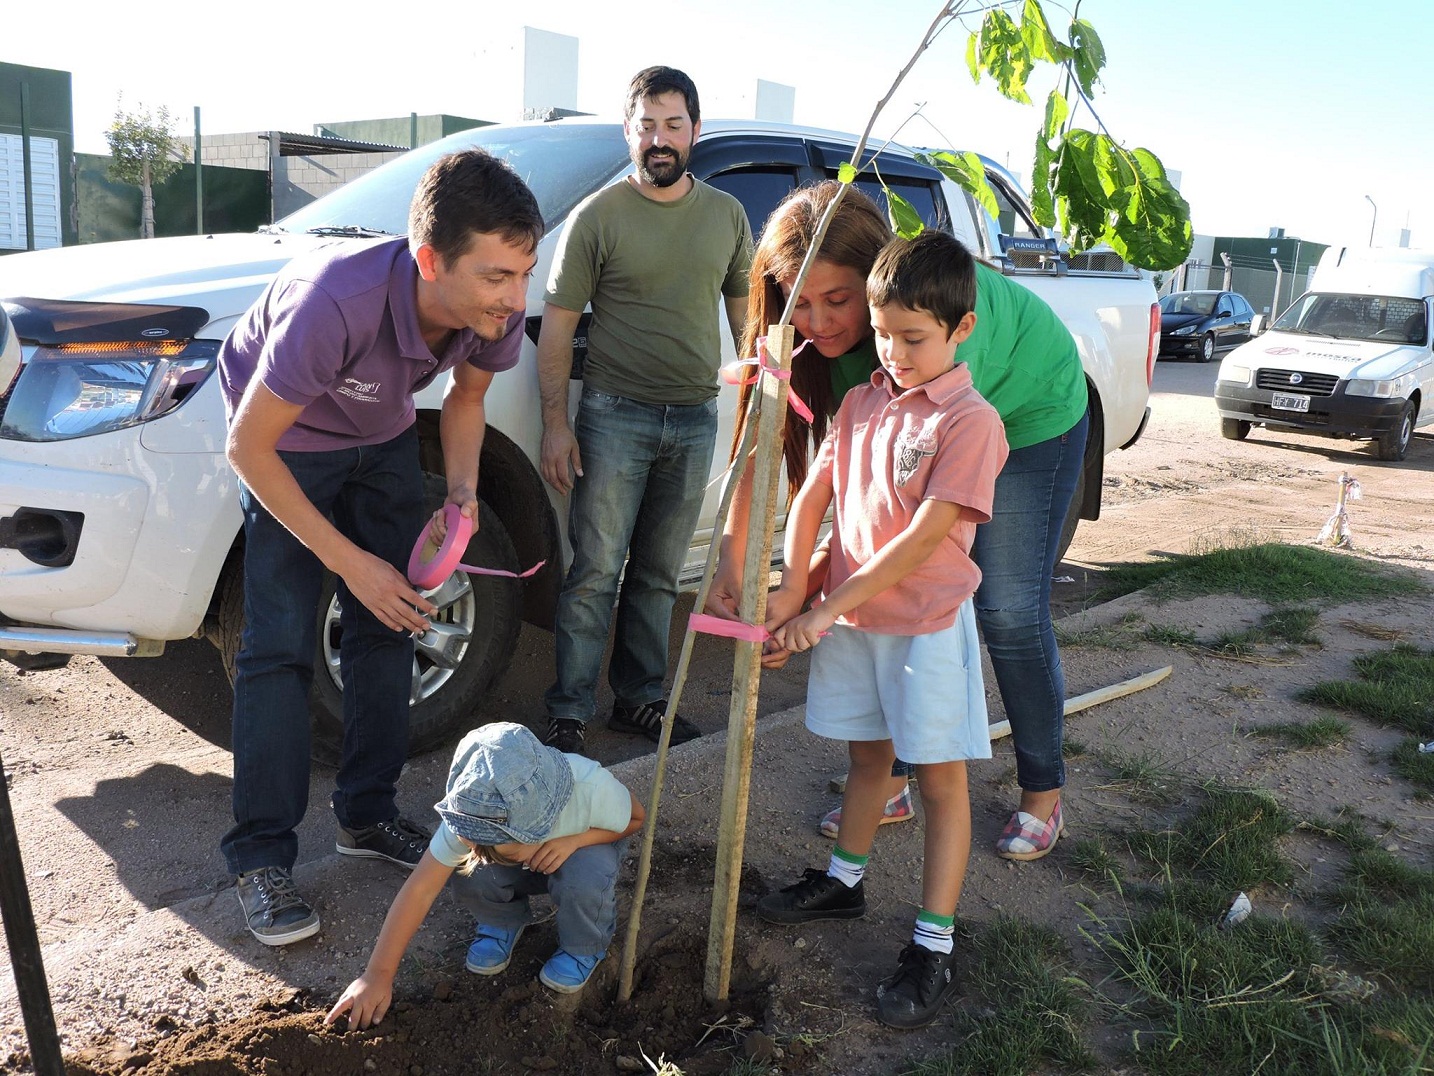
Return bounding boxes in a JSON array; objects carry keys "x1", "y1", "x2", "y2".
[
  {"x1": 703, "y1": 324, "x2": 794, "y2": 1003},
  {"x1": 987, "y1": 665, "x2": 1172, "y2": 740}
]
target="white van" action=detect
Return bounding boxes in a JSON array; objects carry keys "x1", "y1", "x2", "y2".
[{"x1": 1213, "y1": 246, "x2": 1433, "y2": 461}]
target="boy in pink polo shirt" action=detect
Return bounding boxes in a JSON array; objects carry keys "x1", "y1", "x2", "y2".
[{"x1": 756, "y1": 230, "x2": 1008, "y2": 1029}]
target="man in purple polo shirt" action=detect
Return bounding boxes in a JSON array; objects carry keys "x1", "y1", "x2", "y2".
[{"x1": 217, "y1": 150, "x2": 543, "y2": 946}]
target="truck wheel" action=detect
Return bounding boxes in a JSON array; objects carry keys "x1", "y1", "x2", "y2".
[
  {"x1": 1055, "y1": 463, "x2": 1086, "y2": 564},
  {"x1": 1221, "y1": 417, "x2": 1251, "y2": 441},
  {"x1": 1199, "y1": 333, "x2": 1216, "y2": 363},
  {"x1": 216, "y1": 486, "x2": 523, "y2": 764},
  {"x1": 1374, "y1": 401, "x2": 1416, "y2": 462}
]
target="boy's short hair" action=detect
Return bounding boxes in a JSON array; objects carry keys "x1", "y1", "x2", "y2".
[
  {"x1": 624, "y1": 66, "x2": 701, "y2": 123},
  {"x1": 434, "y1": 722, "x2": 574, "y2": 846},
  {"x1": 408, "y1": 149, "x2": 544, "y2": 268},
  {"x1": 867, "y1": 231, "x2": 978, "y2": 334}
]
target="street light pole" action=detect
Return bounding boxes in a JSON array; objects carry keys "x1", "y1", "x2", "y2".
[{"x1": 1365, "y1": 195, "x2": 1377, "y2": 247}]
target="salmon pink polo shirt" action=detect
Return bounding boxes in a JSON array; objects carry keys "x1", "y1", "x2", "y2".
[
  {"x1": 218, "y1": 236, "x2": 524, "y2": 452},
  {"x1": 812, "y1": 362, "x2": 1008, "y2": 634}
]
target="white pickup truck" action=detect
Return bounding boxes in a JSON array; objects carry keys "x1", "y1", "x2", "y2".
[{"x1": 0, "y1": 118, "x2": 1156, "y2": 756}]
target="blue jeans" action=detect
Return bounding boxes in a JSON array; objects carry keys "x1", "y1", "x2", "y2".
[
  {"x1": 451, "y1": 839, "x2": 629, "y2": 957},
  {"x1": 221, "y1": 426, "x2": 423, "y2": 875},
  {"x1": 545, "y1": 390, "x2": 718, "y2": 723},
  {"x1": 971, "y1": 411, "x2": 1088, "y2": 793}
]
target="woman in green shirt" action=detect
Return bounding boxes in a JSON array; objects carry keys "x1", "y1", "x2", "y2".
[{"x1": 709, "y1": 181, "x2": 1087, "y2": 862}]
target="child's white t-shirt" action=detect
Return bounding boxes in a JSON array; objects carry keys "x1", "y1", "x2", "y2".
[{"x1": 428, "y1": 753, "x2": 633, "y2": 867}]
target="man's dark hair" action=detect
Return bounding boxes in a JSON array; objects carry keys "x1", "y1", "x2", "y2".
[
  {"x1": 867, "y1": 231, "x2": 978, "y2": 333},
  {"x1": 408, "y1": 149, "x2": 544, "y2": 266},
  {"x1": 624, "y1": 66, "x2": 701, "y2": 124}
]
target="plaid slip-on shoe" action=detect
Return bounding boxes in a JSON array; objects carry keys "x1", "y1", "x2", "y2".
[{"x1": 994, "y1": 798, "x2": 1064, "y2": 861}]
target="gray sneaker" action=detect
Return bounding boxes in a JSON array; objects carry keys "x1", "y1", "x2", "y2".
[
  {"x1": 335, "y1": 816, "x2": 431, "y2": 868},
  {"x1": 235, "y1": 867, "x2": 320, "y2": 946}
]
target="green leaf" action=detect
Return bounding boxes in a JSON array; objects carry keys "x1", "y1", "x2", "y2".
[
  {"x1": 918, "y1": 150, "x2": 1000, "y2": 220},
  {"x1": 885, "y1": 189, "x2": 925, "y2": 240},
  {"x1": 966, "y1": 29, "x2": 981, "y2": 84},
  {"x1": 977, "y1": 9, "x2": 1034, "y2": 105},
  {"x1": 837, "y1": 162, "x2": 857, "y2": 185},
  {"x1": 1069, "y1": 18, "x2": 1106, "y2": 97},
  {"x1": 1020, "y1": 0, "x2": 1067, "y2": 63},
  {"x1": 1041, "y1": 88, "x2": 1070, "y2": 144}
]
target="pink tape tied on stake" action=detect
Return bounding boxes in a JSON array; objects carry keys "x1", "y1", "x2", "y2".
[
  {"x1": 719, "y1": 338, "x2": 813, "y2": 424},
  {"x1": 408, "y1": 504, "x2": 545, "y2": 590}
]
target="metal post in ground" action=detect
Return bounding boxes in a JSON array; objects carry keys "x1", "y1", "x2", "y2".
[{"x1": 0, "y1": 745, "x2": 66, "y2": 1076}]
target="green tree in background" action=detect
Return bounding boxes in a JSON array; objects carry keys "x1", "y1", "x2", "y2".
[{"x1": 104, "y1": 102, "x2": 189, "y2": 239}]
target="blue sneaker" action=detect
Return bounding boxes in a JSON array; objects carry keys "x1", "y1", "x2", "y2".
[
  {"x1": 538, "y1": 949, "x2": 603, "y2": 994},
  {"x1": 465, "y1": 922, "x2": 526, "y2": 975}
]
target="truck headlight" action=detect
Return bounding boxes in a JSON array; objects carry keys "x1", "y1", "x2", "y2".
[
  {"x1": 1218, "y1": 364, "x2": 1252, "y2": 384},
  {"x1": 1344, "y1": 374, "x2": 1414, "y2": 399},
  {"x1": 0, "y1": 339, "x2": 219, "y2": 442}
]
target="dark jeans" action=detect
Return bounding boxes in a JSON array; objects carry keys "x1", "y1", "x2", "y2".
[
  {"x1": 220, "y1": 426, "x2": 423, "y2": 875},
  {"x1": 545, "y1": 390, "x2": 718, "y2": 723},
  {"x1": 892, "y1": 412, "x2": 1088, "y2": 793}
]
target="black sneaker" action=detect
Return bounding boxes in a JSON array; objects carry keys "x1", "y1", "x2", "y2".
[
  {"x1": 756, "y1": 867, "x2": 866, "y2": 924},
  {"x1": 544, "y1": 717, "x2": 587, "y2": 755},
  {"x1": 876, "y1": 943, "x2": 958, "y2": 1029},
  {"x1": 335, "y1": 816, "x2": 431, "y2": 868},
  {"x1": 235, "y1": 866, "x2": 320, "y2": 946},
  {"x1": 609, "y1": 700, "x2": 701, "y2": 745}
]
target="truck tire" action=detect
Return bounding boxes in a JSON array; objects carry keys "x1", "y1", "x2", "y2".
[
  {"x1": 216, "y1": 484, "x2": 523, "y2": 763},
  {"x1": 1221, "y1": 417, "x2": 1251, "y2": 441},
  {"x1": 1055, "y1": 462, "x2": 1086, "y2": 564},
  {"x1": 1199, "y1": 333, "x2": 1216, "y2": 363},
  {"x1": 1375, "y1": 400, "x2": 1416, "y2": 462}
]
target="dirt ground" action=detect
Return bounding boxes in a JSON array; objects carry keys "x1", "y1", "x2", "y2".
[{"x1": 2, "y1": 359, "x2": 1432, "y2": 1075}]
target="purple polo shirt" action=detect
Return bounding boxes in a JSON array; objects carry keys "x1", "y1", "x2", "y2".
[{"x1": 218, "y1": 236, "x2": 524, "y2": 451}]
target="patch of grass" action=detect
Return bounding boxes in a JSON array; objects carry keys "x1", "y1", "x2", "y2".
[
  {"x1": 1094, "y1": 747, "x2": 1186, "y2": 806},
  {"x1": 1144, "y1": 624, "x2": 1199, "y2": 648},
  {"x1": 1126, "y1": 786, "x2": 1294, "y2": 892},
  {"x1": 1301, "y1": 810, "x2": 1381, "y2": 853},
  {"x1": 1391, "y1": 738, "x2": 1434, "y2": 797},
  {"x1": 1301, "y1": 645, "x2": 1434, "y2": 738},
  {"x1": 1260, "y1": 605, "x2": 1323, "y2": 646},
  {"x1": 1326, "y1": 890, "x2": 1434, "y2": 992},
  {"x1": 910, "y1": 917, "x2": 1094, "y2": 1076},
  {"x1": 1330, "y1": 848, "x2": 1434, "y2": 906},
  {"x1": 1063, "y1": 737, "x2": 1088, "y2": 758},
  {"x1": 1095, "y1": 542, "x2": 1419, "y2": 604},
  {"x1": 1251, "y1": 715, "x2": 1352, "y2": 749},
  {"x1": 1069, "y1": 837, "x2": 1122, "y2": 885},
  {"x1": 1055, "y1": 614, "x2": 1145, "y2": 650}
]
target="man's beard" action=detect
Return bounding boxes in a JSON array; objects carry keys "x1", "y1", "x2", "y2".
[{"x1": 636, "y1": 145, "x2": 688, "y2": 188}]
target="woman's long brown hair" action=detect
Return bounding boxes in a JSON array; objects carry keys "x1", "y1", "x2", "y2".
[{"x1": 734, "y1": 181, "x2": 893, "y2": 497}]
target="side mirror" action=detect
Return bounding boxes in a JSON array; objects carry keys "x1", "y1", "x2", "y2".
[{"x1": 1250, "y1": 314, "x2": 1267, "y2": 336}]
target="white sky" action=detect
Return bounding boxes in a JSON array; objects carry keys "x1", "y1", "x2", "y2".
[{"x1": 7, "y1": 0, "x2": 1426, "y2": 251}]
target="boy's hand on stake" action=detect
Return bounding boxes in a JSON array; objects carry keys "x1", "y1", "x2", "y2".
[
  {"x1": 762, "y1": 583, "x2": 806, "y2": 634},
  {"x1": 324, "y1": 972, "x2": 393, "y2": 1030},
  {"x1": 773, "y1": 605, "x2": 835, "y2": 653}
]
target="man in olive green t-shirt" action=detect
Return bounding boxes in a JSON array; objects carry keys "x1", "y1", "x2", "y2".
[{"x1": 535, "y1": 66, "x2": 753, "y2": 756}]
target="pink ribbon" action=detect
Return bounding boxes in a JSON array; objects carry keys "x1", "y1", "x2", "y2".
[
  {"x1": 688, "y1": 612, "x2": 829, "y2": 644},
  {"x1": 408, "y1": 504, "x2": 546, "y2": 590},
  {"x1": 720, "y1": 338, "x2": 814, "y2": 423}
]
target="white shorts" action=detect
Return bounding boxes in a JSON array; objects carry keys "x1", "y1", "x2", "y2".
[{"x1": 804, "y1": 599, "x2": 991, "y2": 765}]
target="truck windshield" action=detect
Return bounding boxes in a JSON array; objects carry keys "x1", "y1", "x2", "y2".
[
  {"x1": 1273, "y1": 293, "x2": 1428, "y2": 344},
  {"x1": 275, "y1": 123, "x2": 629, "y2": 237}
]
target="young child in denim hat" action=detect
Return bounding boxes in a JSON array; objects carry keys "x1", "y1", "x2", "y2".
[{"x1": 326, "y1": 722, "x2": 644, "y2": 1029}]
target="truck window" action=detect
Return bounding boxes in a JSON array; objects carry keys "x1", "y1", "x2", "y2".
[
  {"x1": 703, "y1": 168, "x2": 800, "y2": 238},
  {"x1": 847, "y1": 177, "x2": 945, "y2": 233}
]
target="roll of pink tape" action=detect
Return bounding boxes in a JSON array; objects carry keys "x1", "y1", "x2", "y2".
[{"x1": 407, "y1": 504, "x2": 472, "y2": 590}]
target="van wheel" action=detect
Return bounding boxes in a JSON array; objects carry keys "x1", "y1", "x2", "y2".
[
  {"x1": 216, "y1": 484, "x2": 522, "y2": 764},
  {"x1": 1199, "y1": 333, "x2": 1216, "y2": 363},
  {"x1": 1221, "y1": 417, "x2": 1251, "y2": 441},
  {"x1": 1375, "y1": 401, "x2": 1416, "y2": 462}
]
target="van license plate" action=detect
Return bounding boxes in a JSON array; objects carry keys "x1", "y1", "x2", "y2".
[{"x1": 1271, "y1": 392, "x2": 1310, "y2": 412}]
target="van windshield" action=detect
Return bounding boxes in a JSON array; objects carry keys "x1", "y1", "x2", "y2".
[
  {"x1": 1273, "y1": 293, "x2": 1428, "y2": 344},
  {"x1": 275, "y1": 124, "x2": 629, "y2": 238}
]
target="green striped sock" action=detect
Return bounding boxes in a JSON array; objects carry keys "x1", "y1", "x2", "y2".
[
  {"x1": 914, "y1": 909, "x2": 955, "y2": 954},
  {"x1": 827, "y1": 845, "x2": 869, "y2": 888}
]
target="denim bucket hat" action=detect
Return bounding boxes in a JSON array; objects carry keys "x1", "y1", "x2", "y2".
[{"x1": 434, "y1": 722, "x2": 575, "y2": 846}]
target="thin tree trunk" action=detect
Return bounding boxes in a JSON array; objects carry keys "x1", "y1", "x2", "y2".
[{"x1": 140, "y1": 158, "x2": 155, "y2": 240}]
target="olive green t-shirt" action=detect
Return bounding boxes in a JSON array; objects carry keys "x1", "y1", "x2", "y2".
[
  {"x1": 960, "y1": 263, "x2": 1087, "y2": 450},
  {"x1": 545, "y1": 177, "x2": 753, "y2": 405}
]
